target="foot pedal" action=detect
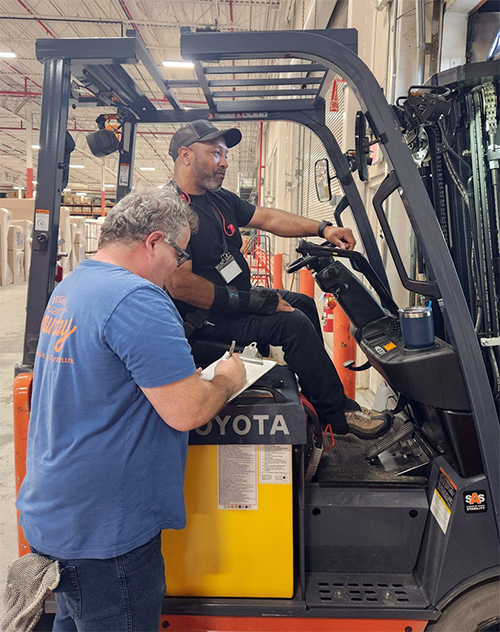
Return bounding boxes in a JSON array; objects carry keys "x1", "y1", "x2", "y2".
[{"x1": 365, "y1": 421, "x2": 414, "y2": 460}]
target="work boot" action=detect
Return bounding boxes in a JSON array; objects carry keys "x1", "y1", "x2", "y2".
[{"x1": 345, "y1": 407, "x2": 392, "y2": 439}]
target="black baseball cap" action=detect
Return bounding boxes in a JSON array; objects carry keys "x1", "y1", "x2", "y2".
[{"x1": 168, "y1": 120, "x2": 242, "y2": 161}]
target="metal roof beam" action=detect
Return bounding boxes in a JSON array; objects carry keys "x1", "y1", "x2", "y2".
[
  {"x1": 125, "y1": 30, "x2": 182, "y2": 109},
  {"x1": 212, "y1": 89, "x2": 317, "y2": 98},
  {"x1": 166, "y1": 77, "x2": 324, "y2": 89},
  {"x1": 192, "y1": 60, "x2": 216, "y2": 110},
  {"x1": 314, "y1": 69, "x2": 336, "y2": 107},
  {"x1": 155, "y1": 99, "x2": 321, "y2": 121},
  {"x1": 203, "y1": 63, "x2": 326, "y2": 74}
]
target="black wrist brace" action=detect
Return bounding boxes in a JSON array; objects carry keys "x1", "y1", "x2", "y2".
[{"x1": 211, "y1": 285, "x2": 279, "y2": 315}]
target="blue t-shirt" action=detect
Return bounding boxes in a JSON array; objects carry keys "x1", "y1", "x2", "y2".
[{"x1": 17, "y1": 260, "x2": 196, "y2": 559}]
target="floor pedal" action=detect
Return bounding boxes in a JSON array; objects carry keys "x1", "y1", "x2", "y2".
[{"x1": 365, "y1": 421, "x2": 414, "y2": 460}]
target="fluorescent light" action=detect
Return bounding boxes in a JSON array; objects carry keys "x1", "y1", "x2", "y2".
[
  {"x1": 157, "y1": 185, "x2": 165, "y2": 189},
  {"x1": 140, "y1": 167, "x2": 155, "y2": 171},
  {"x1": 70, "y1": 164, "x2": 85, "y2": 169},
  {"x1": 104, "y1": 184, "x2": 115, "y2": 188},
  {"x1": 63, "y1": 188, "x2": 71, "y2": 192},
  {"x1": 0, "y1": 52, "x2": 16, "y2": 58},
  {"x1": 31, "y1": 144, "x2": 41, "y2": 149},
  {"x1": 162, "y1": 60, "x2": 194, "y2": 69},
  {"x1": 33, "y1": 180, "x2": 38, "y2": 184}
]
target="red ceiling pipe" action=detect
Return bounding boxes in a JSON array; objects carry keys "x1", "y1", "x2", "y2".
[
  {"x1": 16, "y1": 0, "x2": 57, "y2": 38},
  {"x1": 258, "y1": 121, "x2": 263, "y2": 207}
]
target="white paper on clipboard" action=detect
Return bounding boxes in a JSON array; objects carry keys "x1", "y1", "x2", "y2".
[{"x1": 200, "y1": 343, "x2": 276, "y2": 402}]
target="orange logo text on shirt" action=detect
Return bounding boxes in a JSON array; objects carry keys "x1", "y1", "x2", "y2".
[{"x1": 40, "y1": 295, "x2": 77, "y2": 352}]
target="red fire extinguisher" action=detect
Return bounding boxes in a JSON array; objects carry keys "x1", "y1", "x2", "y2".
[{"x1": 323, "y1": 293, "x2": 335, "y2": 333}]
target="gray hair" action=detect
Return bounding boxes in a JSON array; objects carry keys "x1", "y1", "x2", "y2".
[{"x1": 98, "y1": 185, "x2": 198, "y2": 249}]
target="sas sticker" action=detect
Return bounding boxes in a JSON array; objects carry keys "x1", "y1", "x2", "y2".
[{"x1": 463, "y1": 490, "x2": 487, "y2": 514}]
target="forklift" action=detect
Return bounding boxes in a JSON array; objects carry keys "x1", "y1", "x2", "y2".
[{"x1": 13, "y1": 28, "x2": 499, "y2": 632}]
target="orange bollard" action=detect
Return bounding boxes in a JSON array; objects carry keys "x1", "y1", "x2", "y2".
[
  {"x1": 272, "y1": 254, "x2": 283, "y2": 290},
  {"x1": 13, "y1": 372, "x2": 33, "y2": 556},
  {"x1": 332, "y1": 302, "x2": 356, "y2": 400},
  {"x1": 299, "y1": 268, "x2": 315, "y2": 298}
]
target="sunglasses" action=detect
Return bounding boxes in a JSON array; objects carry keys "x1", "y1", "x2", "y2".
[{"x1": 164, "y1": 238, "x2": 191, "y2": 267}]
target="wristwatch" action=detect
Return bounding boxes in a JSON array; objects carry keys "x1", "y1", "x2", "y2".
[{"x1": 318, "y1": 220, "x2": 333, "y2": 239}]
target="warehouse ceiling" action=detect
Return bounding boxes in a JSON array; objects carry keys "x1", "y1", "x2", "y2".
[{"x1": 0, "y1": 0, "x2": 306, "y2": 197}]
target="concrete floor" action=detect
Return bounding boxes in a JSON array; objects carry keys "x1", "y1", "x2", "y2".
[{"x1": 0, "y1": 281, "x2": 28, "y2": 602}]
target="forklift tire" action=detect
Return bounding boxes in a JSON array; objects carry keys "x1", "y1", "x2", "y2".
[{"x1": 426, "y1": 581, "x2": 500, "y2": 632}]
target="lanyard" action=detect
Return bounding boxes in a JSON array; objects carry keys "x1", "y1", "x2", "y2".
[{"x1": 170, "y1": 181, "x2": 235, "y2": 252}]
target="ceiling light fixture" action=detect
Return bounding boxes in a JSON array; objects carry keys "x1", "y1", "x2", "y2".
[
  {"x1": 70, "y1": 164, "x2": 85, "y2": 168},
  {"x1": 162, "y1": 60, "x2": 194, "y2": 69},
  {"x1": 31, "y1": 144, "x2": 41, "y2": 149},
  {"x1": 0, "y1": 52, "x2": 16, "y2": 58},
  {"x1": 140, "y1": 167, "x2": 155, "y2": 171}
]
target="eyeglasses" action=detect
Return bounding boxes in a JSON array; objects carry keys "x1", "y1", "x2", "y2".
[{"x1": 164, "y1": 238, "x2": 191, "y2": 267}]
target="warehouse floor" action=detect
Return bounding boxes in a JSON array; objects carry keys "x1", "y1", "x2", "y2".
[{"x1": 0, "y1": 281, "x2": 28, "y2": 602}]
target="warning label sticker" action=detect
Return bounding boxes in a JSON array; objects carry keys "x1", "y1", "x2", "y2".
[
  {"x1": 430, "y1": 468, "x2": 457, "y2": 534},
  {"x1": 259, "y1": 445, "x2": 291, "y2": 484},
  {"x1": 218, "y1": 445, "x2": 257, "y2": 510},
  {"x1": 35, "y1": 209, "x2": 50, "y2": 231},
  {"x1": 464, "y1": 490, "x2": 488, "y2": 514},
  {"x1": 118, "y1": 163, "x2": 130, "y2": 187}
]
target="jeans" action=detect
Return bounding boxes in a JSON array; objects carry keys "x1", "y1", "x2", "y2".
[
  {"x1": 194, "y1": 290, "x2": 350, "y2": 433},
  {"x1": 31, "y1": 533, "x2": 165, "y2": 632}
]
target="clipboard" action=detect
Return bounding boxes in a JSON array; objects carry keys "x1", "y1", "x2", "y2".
[{"x1": 200, "y1": 342, "x2": 277, "y2": 402}]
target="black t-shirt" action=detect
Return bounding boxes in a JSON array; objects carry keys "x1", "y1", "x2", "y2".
[{"x1": 174, "y1": 187, "x2": 256, "y2": 319}]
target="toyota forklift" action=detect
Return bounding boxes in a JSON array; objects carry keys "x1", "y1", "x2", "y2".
[{"x1": 13, "y1": 28, "x2": 500, "y2": 632}]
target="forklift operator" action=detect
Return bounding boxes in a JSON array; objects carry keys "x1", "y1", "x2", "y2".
[
  {"x1": 15, "y1": 187, "x2": 246, "y2": 632},
  {"x1": 166, "y1": 120, "x2": 391, "y2": 440}
]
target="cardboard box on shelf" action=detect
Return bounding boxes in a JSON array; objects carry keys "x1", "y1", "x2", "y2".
[
  {"x1": 8, "y1": 225, "x2": 25, "y2": 250},
  {"x1": 2, "y1": 198, "x2": 35, "y2": 222},
  {"x1": 8, "y1": 249, "x2": 25, "y2": 283},
  {"x1": 11, "y1": 220, "x2": 33, "y2": 279},
  {"x1": 0, "y1": 208, "x2": 13, "y2": 286}
]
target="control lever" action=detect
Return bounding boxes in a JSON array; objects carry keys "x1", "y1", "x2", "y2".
[{"x1": 343, "y1": 359, "x2": 371, "y2": 372}]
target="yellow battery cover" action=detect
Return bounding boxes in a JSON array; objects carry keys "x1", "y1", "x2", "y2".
[{"x1": 162, "y1": 444, "x2": 294, "y2": 598}]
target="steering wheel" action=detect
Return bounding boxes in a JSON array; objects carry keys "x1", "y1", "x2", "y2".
[{"x1": 285, "y1": 240, "x2": 333, "y2": 274}]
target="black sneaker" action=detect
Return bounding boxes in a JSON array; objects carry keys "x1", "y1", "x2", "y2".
[{"x1": 345, "y1": 407, "x2": 392, "y2": 439}]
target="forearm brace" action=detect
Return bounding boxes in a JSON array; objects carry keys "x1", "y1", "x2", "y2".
[{"x1": 211, "y1": 285, "x2": 280, "y2": 315}]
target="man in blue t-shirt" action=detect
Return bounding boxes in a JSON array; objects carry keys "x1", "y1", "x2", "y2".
[
  {"x1": 166, "y1": 121, "x2": 391, "y2": 440},
  {"x1": 16, "y1": 186, "x2": 246, "y2": 632}
]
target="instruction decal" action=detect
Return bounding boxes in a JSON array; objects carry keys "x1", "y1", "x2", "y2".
[
  {"x1": 430, "y1": 467, "x2": 457, "y2": 534},
  {"x1": 218, "y1": 445, "x2": 257, "y2": 510},
  {"x1": 118, "y1": 163, "x2": 130, "y2": 187},
  {"x1": 35, "y1": 209, "x2": 50, "y2": 231},
  {"x1": 464, "y1": 490, "x2": 487, "y2": 514},
  {"x1": 259, "y1": 445, "x2": 291, "y2": 484}
]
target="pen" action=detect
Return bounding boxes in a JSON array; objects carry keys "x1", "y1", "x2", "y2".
[{"x1": 228, "y1": 340, "x2": 236, "y2": 357}]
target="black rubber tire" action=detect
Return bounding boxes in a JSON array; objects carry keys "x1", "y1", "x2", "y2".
[{"x1": 426, "y1": 581, "x2": 500, "y2": 632}]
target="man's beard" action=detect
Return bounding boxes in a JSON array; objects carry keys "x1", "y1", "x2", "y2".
[{"x1": 193, "y1": 158, "x2": 224, "y2": 191}]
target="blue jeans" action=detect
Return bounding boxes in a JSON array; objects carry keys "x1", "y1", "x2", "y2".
[{"x1": 32, "y1": 533, "x2": 165, "y2": 631}]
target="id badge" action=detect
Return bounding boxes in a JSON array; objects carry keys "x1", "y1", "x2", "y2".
[{"x1": 216, "y1": 253, "x2": 242, "y2": 283}]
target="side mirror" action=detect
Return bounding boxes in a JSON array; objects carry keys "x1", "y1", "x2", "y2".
[
  {"x1": 315, "y1": 158, "x2": 332, "y2": 202},
  {"x1": 355, "y1": 111, "x2": 370, "y2": 182}
]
